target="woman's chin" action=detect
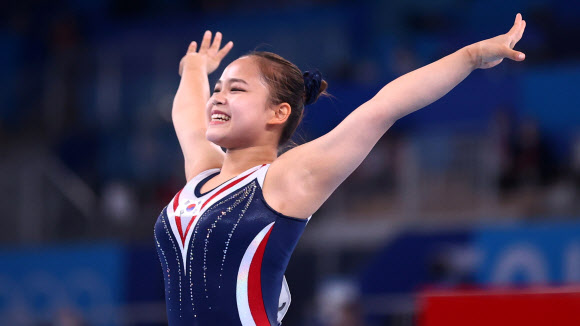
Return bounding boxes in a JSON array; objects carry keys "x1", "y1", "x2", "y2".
[
  {"x1": 207, "y1": 128, "x2": 258, "y2": 150},
  {"x1": 206, "y1": 132, "x2": 231, "y2": 149}
]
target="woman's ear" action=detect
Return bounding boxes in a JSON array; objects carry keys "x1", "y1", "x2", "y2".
[{"x1": 268, "y1": 103, "x2": 291, "y2": 126}]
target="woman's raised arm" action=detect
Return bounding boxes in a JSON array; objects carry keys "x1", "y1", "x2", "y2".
[
  {"x1": 173, "y1": 31, "x2": 233, "y2": 182},
  {"x1": 265, "y1": 14, "x2": 527, "y2": 219}
]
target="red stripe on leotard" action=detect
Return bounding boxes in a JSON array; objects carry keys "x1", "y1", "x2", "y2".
[{"x1": 248, "y1": 226, "x2": 274, "y2": 325}]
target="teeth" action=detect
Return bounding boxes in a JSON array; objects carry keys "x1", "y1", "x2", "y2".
[{"x1": 211, "y1": 113, "x2": 230, "y2": 121}]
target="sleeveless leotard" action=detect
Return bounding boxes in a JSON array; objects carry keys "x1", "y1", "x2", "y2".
[{"x1": 154, "y1": 164, "x2": 310, "y2": 325}]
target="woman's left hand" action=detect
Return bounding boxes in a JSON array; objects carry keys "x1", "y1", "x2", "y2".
[{"x1": 469, "y1": 13, "x2": 526, "y2": 69}]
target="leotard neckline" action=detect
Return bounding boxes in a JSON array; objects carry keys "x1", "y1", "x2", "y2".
[
  {"x1": 194, "y1": 164, "x2": 266, "y2": 198},
  {"x1": 194, "y1": 171, "x2": 228, "y2": 197}
]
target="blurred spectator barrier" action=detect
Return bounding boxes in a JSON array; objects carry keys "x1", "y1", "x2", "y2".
[
  {"x1": 475, "y1": 223, "x2": 580, "y2": 284},
  {"x1": 0, "y1": 243, "x2": 166, "y2": 326},
  {"x1": 0, "y1": 244, "x2": 123, "y2": 326},
  {"x1": 358, "y1": 221, "x2": 580, "y2": 325}
]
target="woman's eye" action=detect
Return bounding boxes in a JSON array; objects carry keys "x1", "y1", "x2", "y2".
[
  {"x1": 213, "y1": 89, "x2": 220, "y2": 93},
  {"x1": 231, "y1": 88, "x2": 245, "y2": 92}
]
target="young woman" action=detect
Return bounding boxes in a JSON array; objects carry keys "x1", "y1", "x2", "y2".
[{"x1": 154, "y1": 14, "x2": 526, "y2": 326}]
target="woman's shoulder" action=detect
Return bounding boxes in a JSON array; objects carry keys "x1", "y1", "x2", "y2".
[{"x1": 260, "y1": 159, "x2": 313, "y2": 220}]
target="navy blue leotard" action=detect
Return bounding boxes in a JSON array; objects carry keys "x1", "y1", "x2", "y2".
[{"x1": 154, "y1": 164, "x2": 310, "y2": 325}]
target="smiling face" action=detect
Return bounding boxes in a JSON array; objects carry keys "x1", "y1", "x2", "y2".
[{"x1": 205, "y1": 56, "x2": 277, "y2": 149}]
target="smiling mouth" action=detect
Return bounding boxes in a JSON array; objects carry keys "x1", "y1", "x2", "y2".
[{"x1": 210, "y1": 113, "x2": 231, "y2": 124}]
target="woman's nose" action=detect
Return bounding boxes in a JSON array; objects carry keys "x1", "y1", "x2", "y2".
[{"x1": 212, "y1": 94, "x2": 226, "y2": 105}]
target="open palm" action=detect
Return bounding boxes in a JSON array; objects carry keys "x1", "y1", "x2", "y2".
[{"x1": 179, "y1": 31, "x2": 234, "y2": 76}]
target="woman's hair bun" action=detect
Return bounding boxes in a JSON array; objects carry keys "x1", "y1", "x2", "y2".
[{"x1": 303, "y1": 69, "x2": 328, "y2": 105}]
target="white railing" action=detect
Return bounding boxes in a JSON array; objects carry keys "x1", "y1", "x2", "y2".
[{"x1": 0, "y1": 147, "x2": 98, "y2": 243}]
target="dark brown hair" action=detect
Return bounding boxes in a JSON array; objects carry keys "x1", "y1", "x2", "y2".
[{"x1": 244, "y1": 51, "x2": 328, "y2": 148}]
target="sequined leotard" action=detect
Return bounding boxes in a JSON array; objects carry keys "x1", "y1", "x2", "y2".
[{"x1": 154, "y1": 164, "x2": 310, "y2": 326}]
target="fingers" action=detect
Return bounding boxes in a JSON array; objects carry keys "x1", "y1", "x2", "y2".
[
  {"x1": 210, "y1": 31, "x2": 222, "y2": 52},
  {"x1": 515, "y1": 13, "x2": 522, "y2": 24},
  {"x1": 187, "y1": 41, "x2": 197, "y2": 53},
  {"x1": 508, "y1": 13, "x2": 526, "y2": 49},
  {"x1": 200, "y1": 30, "x2": 212, "y2": 51},
  {"x1": 507, "y1": 13, "x2": 520, "y2": 35},
  {"x1": 509, "y1": 19, "x2": 525, "y2": 49},
  {"x1": 508, "y1": 13, "x2": 524, "y2": 37},
  {"x1": 217, "y1": 41, "x2": 234, "y2": 61},
  {"x1": 515, "y1": 20, "x2": 526, "y2": 43},
  {"x1": 191, "y1": 30, "x2": 233, "y2": 59},
  {"x1": 507, "y1": 48, "x2": 526, "y2": 61}
]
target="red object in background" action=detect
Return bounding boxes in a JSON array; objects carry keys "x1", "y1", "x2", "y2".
[{"x1": 418, "y1": 286, "x2": 580, "y2": 326}]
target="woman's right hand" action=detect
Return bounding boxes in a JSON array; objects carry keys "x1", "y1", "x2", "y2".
[{"x1": 179, "y1": 30, "x2": 234, "y2": 76}]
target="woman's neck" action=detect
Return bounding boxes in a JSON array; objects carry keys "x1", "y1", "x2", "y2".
[{"x1": 220, "y1": 145, "x2": 277, "y2": 177}]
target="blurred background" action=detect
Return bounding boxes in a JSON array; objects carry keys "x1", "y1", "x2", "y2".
[{"x1": 1, "y1": 0, "x2": 579, "y2": 325}]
